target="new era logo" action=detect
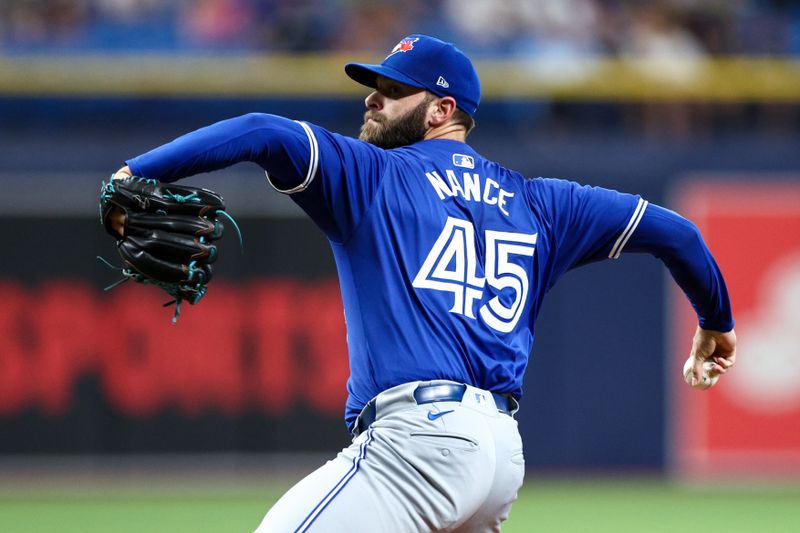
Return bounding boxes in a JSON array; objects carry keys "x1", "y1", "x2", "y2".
[
  {"x1": 453, "y1": 154, "x2": 474, "y2": 169},
  {"x1": 436, "y1": 76, "x2": 449, "y2": 88}
]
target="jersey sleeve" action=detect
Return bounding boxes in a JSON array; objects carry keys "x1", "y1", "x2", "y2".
[
  {"x1": 623, "y1": 204, "x2": 734, "y2": 331},
  {"x1": 527, "y1": 178, "x2": 733, "y2": 332},
  {"x1": 127, "y1": 113, "x2": 314, "y2": 185},
  {"x1": 125, "y1": 113, "x2": 388, "y2": 243},
  {"x1": 527, "y1": 178, "x2": 647, "y2": 285},
  {"x1": 266, "y1": 122, "x2": 389, "y2": 243}
]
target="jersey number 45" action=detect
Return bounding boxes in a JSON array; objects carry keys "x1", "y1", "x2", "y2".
[{"x1": 413, "y1": 216, "x2": 537, "y2": 333}]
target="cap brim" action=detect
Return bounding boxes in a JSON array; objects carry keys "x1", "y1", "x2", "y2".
[{"x1": 344, "y1": 62, "x2": 426, "y2": 91}]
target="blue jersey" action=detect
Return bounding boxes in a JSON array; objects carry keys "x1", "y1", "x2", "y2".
[
  {"x1": 274, "y1": 123, "x2": 647, "y2": 429},
  {"x1": 127, "y1": 113, "x2": 733, "y2": 430}
]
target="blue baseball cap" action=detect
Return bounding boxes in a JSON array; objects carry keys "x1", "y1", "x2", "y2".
[{"x1": 345, "y1": 34, "x2": 481, "y2": 117}]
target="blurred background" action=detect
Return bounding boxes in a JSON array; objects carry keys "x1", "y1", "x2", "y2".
[{"x1": 1, "y1": 1, "x2": 800, "y2": 532}]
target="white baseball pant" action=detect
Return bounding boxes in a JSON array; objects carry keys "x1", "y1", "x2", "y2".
[{"x1": 255, "y1": 380, "x2": 525, "y2": 532}]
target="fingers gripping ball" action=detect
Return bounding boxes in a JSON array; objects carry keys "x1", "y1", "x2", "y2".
[
  {"x1": 99, "y1": 176, "x2": 240, "y2": 322},
  {"x1": 683, "y1": 356, "x2": 719, "y2": 390}
]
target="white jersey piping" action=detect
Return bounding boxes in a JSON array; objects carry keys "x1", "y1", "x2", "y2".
[
  {"x1": 266, "y1": 120, "x2": 319, "y2": 194},
  {"x1": 609, "y1": 198, "x2": 648, "y2": 259}
]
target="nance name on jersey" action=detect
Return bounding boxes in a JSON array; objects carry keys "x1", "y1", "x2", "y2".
[{"x1": 423, "y1": 164, "x2": 515, "y2": 216}]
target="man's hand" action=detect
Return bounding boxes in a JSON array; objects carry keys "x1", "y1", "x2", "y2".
[
  {"x1": 112, "y1": 165, "x2": 132, "y2": 181},
  {"x1": 109, "y1": 207, "x2": 126, "y2": 237},
  {"x1": 108, "y1": 166, "x2": 132, "y2": 235},
  {"x1": 689, "y1": 326, "x2": 737, "y2": 386}
]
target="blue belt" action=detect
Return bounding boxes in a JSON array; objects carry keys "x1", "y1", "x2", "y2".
[{"x1": 354, "y1": 383, "x2": 515, "y2": 436}]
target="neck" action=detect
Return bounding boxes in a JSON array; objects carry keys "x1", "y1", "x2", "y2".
[{"x1": 424, "y1": 123, "x2": 467, "y2": 143}]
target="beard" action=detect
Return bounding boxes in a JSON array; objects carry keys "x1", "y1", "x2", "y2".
[{"x1": 358, "y1": 96, "x2": 432, "y2": 149}]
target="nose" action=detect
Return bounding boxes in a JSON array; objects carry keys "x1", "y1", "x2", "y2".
[{"x1": 365, "y1": 90, "x2": 382, "y2": 111}]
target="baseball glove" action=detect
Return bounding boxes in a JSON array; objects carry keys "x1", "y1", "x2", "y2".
[{"x1": 98, "y1": 176, "x2": 238, "y2": 322}]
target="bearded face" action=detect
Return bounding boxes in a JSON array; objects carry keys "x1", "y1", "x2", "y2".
[{"x1": 358, "y1": 94, "x2": 434, "y2": 149}]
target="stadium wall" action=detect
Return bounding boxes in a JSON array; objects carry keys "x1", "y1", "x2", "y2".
[{"x1": 1, "y1": 97, "x2": 798, "y2": 470}]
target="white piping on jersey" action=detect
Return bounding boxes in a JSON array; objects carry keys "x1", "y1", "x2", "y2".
[
  {"x1": 608, "y1": 198, "x2": 648, "y2": 259},
  {"x1": 265, "y1": 120, "x2": 319, "y2": 194}
]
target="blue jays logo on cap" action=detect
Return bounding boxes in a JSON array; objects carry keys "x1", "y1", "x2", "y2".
[
  {"x1": 386, "y1": 37, "x2": 419, "y2": 59},
  {"x1": 344, "y1": 34, "x2": 482, "y2": 117}
]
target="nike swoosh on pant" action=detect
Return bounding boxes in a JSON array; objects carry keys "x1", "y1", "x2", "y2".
[{"x1": 427, "y1": 409, "x2": 455, "y2": 421}]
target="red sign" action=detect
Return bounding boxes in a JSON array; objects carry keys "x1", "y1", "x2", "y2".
[
  {"x1": 670, "y1": 180, "x2": 800, "y2": 479},
  {"x1": 0, "y1": 279, "x2": 349, "y2": 418}
]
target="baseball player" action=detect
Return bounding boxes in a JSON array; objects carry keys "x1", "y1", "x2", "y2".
[{"x1": 109, "y1": 34, "x2": 736, "y2": 532}]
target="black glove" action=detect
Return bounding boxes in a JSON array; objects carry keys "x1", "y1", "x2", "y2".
[{"x1": 99, "y1": 176, "x2": 236, "y2": 321}]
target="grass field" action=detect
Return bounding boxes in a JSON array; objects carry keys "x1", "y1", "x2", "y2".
[{"x1": 1, "y1": 475, "x2": 798, "y2": 532}]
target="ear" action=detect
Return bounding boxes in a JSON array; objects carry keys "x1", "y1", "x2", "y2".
[{"x1": 428, "y1": 96, "x2": 458, "y2": 128}]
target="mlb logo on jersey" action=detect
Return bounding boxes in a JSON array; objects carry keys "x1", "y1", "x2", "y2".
[
  {"x1": 386, "y1": 37, "x2": 419, "y2": 58},
  {"x1": 453, "y1": 154, "x2": 474, "y2": 169}
]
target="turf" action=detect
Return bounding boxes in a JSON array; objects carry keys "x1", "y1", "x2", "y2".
[{"x1": 0, "y1": 479, "x2": 798, "y2": 532}]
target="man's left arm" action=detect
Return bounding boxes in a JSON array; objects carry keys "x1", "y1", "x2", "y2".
[{"x1": 623, "y1": 203, "x2": 736, "y2": 385}]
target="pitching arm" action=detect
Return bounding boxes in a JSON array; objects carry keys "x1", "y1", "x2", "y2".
[{"x1": 623, "y1": 204, "x2": 736, "y2": 384}]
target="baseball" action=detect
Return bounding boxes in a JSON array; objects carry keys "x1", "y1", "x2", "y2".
[{"x1": 683, "y1": 356, "x2": 719, "y2": 390}]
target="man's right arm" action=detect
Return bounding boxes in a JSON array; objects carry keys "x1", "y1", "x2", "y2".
[
  {"x1": 528, "y1": 178, "x2": 736, "y2": 387},
  {"x1": 623, "y1": 204, "x2": 736, "y2": 384}
]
